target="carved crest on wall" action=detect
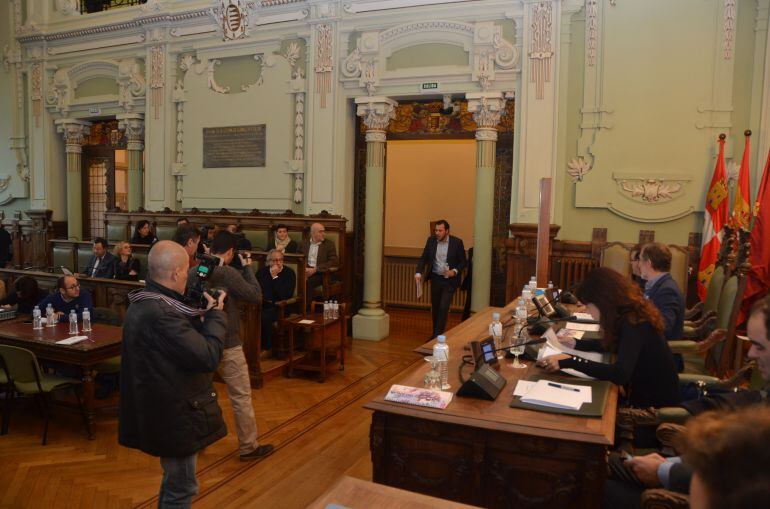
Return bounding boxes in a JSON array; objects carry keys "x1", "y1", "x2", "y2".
[
  {"x1": 613, "y1": 174, "x2": 690, "y2": 203},
  {"x1": 210, "y1": 0, "x2": 259, "y2": 41}
]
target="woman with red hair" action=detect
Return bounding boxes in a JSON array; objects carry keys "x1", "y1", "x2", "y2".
[{"x1": 539, "y1": 267, "x2": 681, "y2": 408}]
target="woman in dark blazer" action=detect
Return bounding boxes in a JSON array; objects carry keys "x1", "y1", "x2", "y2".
[
  {"x1": 113, "y1": 241, "x2": 141, "y2": 281},
  {"x1": 0, "y1": 275, "x2": 47, "y2": 314},
  {"x1": 539, "y1": 267, "x2": 681, "y2": 408},
  {"x1": 131, "y1": 220, "x2": 157, "y2": 246}
]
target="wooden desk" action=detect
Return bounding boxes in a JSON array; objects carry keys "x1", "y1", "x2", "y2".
[
  {"x1": 0, "y1": 321, "x2": 122, "y2": 436},
  {"x1": 307, "y1": 476, "x2": 481, "y2": 509},
  {"x1": 365, "y1": 305, "x2": 617, "y2": 509},
  {"x1": 286, "y1": 311, "x2": 346, "y2": 382}
]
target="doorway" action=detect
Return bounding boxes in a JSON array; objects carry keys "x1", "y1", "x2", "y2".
[{"x1": 81, "y1": 119, "x2": 128, "y2": 240}]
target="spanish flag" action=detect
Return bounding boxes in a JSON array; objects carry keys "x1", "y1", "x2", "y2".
[
  {"x1": 731, "y1": 130, "x2": 752, "y2": 229},
  {"x1": 697, "y1": 134, "x2": 729, "y2": 301}
]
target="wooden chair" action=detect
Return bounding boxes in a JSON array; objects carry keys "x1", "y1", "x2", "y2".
[
  {"x1": 0, "y1": 344, "x2": 91, "y2": 444},
  {"x1": 599, "y1": 242, "x2": 632, "y2": 277},
  {"x1": 668, "y1": 244, "x2": 690, "y2": 301}
]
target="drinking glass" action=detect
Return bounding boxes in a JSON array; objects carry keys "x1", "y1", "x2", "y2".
[
  {"x1": 423, "y1": 360, "x2": 442, "y2": 390},
  {"x1": 508, "y1": 328, "x2": 527, "y2": 369}
]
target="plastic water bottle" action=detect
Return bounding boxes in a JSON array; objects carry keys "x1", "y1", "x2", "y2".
[
  {"x1": 489, "y1": 312, "x2": 503, "y2": 359},
  {"x1": 32, "y1": 306, "x2": 42, "y2": 330},
  {"x1": 45, "y1": 304, "x2": 55, "y2": 327},
  {"x1": 323, "y1": 300, "x2": 330, "y2": 320},
  {"x1": 514, "y1": 299, "x2": 528, "y2": 341},
  {"x1": 547, "y1": 281, "x2": 554, "y2": 291},
  {"x1": 433, "y1": 335, "x2": 450, "y2": 390},
  {"x1": 522, "y1": 287, "x2": 534, "y2": 315},
  {"x1": 82, "y1": 308, "x2": 92, "y2": 332},
  {"x1": 332, "y1": 300, "x2": 339, "y2": 320},
  {"x1": 69, "y1": 309, "x2": 78, "y2": 335}
]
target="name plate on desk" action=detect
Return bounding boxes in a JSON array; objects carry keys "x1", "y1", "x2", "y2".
[{"x1": 457, "y1": 364, "x2": 507, "y2": 401}]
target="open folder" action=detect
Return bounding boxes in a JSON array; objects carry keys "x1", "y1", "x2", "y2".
[{"x1": 516, "y1": 379, "x2": 592, "y2": 411}]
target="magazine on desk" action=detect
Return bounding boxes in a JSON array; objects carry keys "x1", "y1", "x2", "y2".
[{"x1": 385, "y1": 384, "x2": 454, "y2": 409}]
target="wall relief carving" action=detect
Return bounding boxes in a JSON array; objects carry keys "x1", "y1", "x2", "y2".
[{"x1": 613, "y1": 174, "x2": 690, "y2": 203}]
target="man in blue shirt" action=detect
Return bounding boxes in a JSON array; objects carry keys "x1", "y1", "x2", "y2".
[{"x1": 37, "y1": 275, "x2": 94, "y2": 322}]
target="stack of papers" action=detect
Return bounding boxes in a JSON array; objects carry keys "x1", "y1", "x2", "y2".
[
  {"x1": 563, "y1": 321, "x2": 601, "y2": 332},
  {"x1": 514, "y1": 379, "x2": 592, "y2": 410},
  {"x1": 56, "y1": 336, "x2": 89, "y2": 345},
  {"x1": 538, "y1": 329, "x2": 603, "y2": 379},
  {"x1": 571, "y1": 312, "x2": 595, "y2": 321}
]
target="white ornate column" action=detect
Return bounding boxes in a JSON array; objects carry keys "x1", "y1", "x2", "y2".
[
  {"x1": 54, "y1": 119, "x2": 91, "y2": 240},
  {"x1": 117, "y1": 113, "x2": 144, "y2": 211},
  {"x1": 514, "y1": 0, "x2": 562, "y2": 223},
  {"x1": 466, "y1": 92, "x2": 506, "y2": 311},
  {"x1": 352, "y1": 96, "x2": 397, "y2": 341}
]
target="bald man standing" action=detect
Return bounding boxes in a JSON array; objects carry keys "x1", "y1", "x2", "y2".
[{"x1": 119, "y1": 241, "x2": 228, "y2": 508}]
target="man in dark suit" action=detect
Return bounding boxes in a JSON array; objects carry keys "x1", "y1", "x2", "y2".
[
  {"x1": 415, "y1": 219, "x2": 467, "y2": 338},
  {"x1": 256, "y1": 249, "x2": 296, "y2": 356},
  {"x1": 299, "y1": 222, "x2": 338, "y2": 309},
  {"x1": 640, "y1": 243, "x2": 685, "y2": 340},
  {"x1": 83, "y1": 237, "x2": 117, "y2": 279}
]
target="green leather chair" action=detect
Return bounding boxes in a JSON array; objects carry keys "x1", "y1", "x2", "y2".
[
  {"x1": 77, "y1": 245, "x2": 93, "y2": 274},
  {"x1": 106, "y1": 223, "x2": 128, "y2": 243},
  {"x1": 155, "y1": 224, "x2": 177, "y2": 241},
  {"x1": 51, "y1": 244, "x2": 76, "y2": 273},
  {"x1": 243, "y1": 229, "x2": 269, "y2": 251},
  {"x1": 132, "y1": 251, "x2": 148, "y2": 280},
  {"x1": 0, "y1": 344, "x2": 91, "y2": 444},
  {"x1": 682, "y1": 264, "x2": 725, "y2": 337}
]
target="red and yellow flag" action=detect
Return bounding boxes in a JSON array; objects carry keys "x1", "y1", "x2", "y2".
[
  {"x1": 697, "y1": 134, "x2": 730, "y2": 301},
  {"x1": 731, "y1": 130, "x2": 752, "y2": 229},
  {"x1": 741, "y1": 147, "x2": 770, "y2": 319}
]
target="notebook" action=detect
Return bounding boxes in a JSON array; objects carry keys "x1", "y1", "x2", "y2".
[
  {"x1": 517, "y1": 379, "x2": 591, "y2": 411},
  {"x1": 385, "y1": 384, "x2": 453, "y2": 409},
  {"x1": 56, "y1": 336, "x2": 89, "y2": 345}
]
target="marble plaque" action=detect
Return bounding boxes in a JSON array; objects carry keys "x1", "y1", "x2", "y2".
[{"x1": 203, "y1": 124, "x2": 266, "y2": 168}]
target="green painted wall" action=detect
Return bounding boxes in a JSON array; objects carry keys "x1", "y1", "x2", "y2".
[
  {"x1": 386, "y1": 43, "x2": 469, "y2": 70},
  {"x1": 74, "y1": 77, "x2": 119, "y2": 98}
]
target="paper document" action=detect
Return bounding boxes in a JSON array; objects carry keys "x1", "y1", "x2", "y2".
[
  {"x1": 571, "y1": 312, "x2": 594, "y2": 321},
  {"x1": 513, "y1": 380, "x2": 537, "y2": 397},
  {"x1": 298, "y1": 319, "x2": 315, "y2": 325},
  {"x1": 56, "y1": 336, "x2": 89, "y2": 345},
  {"x1": 539, "y1": 329, "x2": 602, "y2": 379},
  {"x1": 520, "y1": 379, "x2": 592, "y2": 410},
  {"x1": 416, "y1": 279, "x2": 423, "y2": 299},
  {"x1": 564, "y1": 321, "x2": 600, "y2": 332},
  {"x1": 562, "y1": 329, "x2": 585, "y2": 340}
]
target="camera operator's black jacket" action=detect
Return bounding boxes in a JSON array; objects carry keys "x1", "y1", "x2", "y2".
[{"x1": 118, "y1": 279, "x2": 228, "y2": 457}]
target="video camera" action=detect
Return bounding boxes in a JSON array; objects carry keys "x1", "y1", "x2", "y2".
[{"x1": 186, "y1": 252, "x2": 224, "y2": 308}]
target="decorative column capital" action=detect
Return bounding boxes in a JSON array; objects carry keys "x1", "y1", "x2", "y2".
[
  {"x1": 466, "y1": 92, "x2": 506, "y2": 141},
  {"x1": 355, "y1": 96, "x2": 398, "y2": 143},
  {"x1": 117, "y1": 113, "x2": 145, "y2": 151},
  {"x1": 54, "y1": 118, "x2": 91, "y2": 154}
]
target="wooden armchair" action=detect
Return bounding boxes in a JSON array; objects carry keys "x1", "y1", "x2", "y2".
[
  {"x1": 683, "y1": 225, "x2": 735, "y2": 329},
  {"x1": 273, "y1": 255, "x2": 306, "y2": 360}
]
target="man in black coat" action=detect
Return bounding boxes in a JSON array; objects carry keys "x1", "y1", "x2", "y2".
[
  {"x1": 119, "y1": 241, "x2": 228, "y2": 507},
  {"x1": 257, "y1": 249, "x2": 296, "y2": 355},
  {"x1": 82, "y1": 237, "x2": 117, "y2": 279},
  {"x1": 415, "y1": 219, "x2": 467, "y2": 338},
  {"x1": 640, "y1": 243, "x2": 685, "y2": 340}
]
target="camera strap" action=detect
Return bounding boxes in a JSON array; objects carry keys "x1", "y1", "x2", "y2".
[{"x1": 128, "y1": 289, "x2": 205, "y2": 317}]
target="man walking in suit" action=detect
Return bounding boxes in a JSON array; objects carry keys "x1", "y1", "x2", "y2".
[
  {"x1": 83, "y1": 237, "x2": 117, "y2": 279},
  {"x1": 639, "y1": 242, "x2": 685, "y2": 340},
  {"x1": 415, "y1": 220, "x2": 467, "y2": 338}
]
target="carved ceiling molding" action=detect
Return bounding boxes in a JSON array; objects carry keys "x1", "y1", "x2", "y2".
[
  {"x1": 612, "y1": 173, "x2": 691, "y2": 204},
  {"x1": 341, "y1": 20, "x2": 517, "y2": 96}
]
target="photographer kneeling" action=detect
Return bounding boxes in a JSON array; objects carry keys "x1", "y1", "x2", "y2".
[{"x1": 189, "y1": 231, "x2": 273, "y2": 461}]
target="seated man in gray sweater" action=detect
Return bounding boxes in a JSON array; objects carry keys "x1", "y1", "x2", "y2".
[{"x1": 188, "y1": 231, "x2": 273, "y2": 461}]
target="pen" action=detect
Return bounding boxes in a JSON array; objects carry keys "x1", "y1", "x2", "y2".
[{"x1": 547, "y1": 382, "x2": 580, "y2": 392}]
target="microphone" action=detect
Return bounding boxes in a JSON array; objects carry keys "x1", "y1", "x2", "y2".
[
  {"x1": 470, "y1": 336, "x2": 548, "y2": 367},
  {"x1": 525, "y1": 315, "x2": 576, "y2": 337}
]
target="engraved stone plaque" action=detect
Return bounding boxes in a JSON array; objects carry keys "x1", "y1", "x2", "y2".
[{"x1": 203, "y1": 125, "x2": 266, "y2": 168}]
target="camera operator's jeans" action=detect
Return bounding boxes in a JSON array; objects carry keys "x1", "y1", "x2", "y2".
[
  {"x1": 219, "y1": 345, "x2": 259, "y2": 455},
  {"x1": 159, "y1": 454, "x2": 197, "y2": 508}
]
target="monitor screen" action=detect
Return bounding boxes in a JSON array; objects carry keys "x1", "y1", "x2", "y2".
[{"x1": 482, "y1": 341, "x2": 496, "y2": 363}]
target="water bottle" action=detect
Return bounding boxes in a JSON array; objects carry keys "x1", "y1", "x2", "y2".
[
  {"x1": 332, "y1": 300, "x2": 339, "y2": 320},
  {"x1": 432, "y1": 335, "x2": 450, "y2": 390},
  {"x1": 489, "y1": 312, "x2": 503, "y2": 359},
  {"x1": 46, "y1": 303, "x2": 56, "y2": 327},
  {"x1": 522, "y1": 287, "x2": 534, "y2": 315},
  {"x1": 32, "y1": 306, "x2": 42, "y2": 330},
  {"x1": 82, "y1": 308, "x2": 92, "y2": 332},
  {"x1": 323, "y1": 300, "x2": 330, "y2": 320},
  {"x1": 513, "y1": 299, "x2": 528, "y2": 341},
  {"x1": 547, "y1": 281, "x2": 554, "y2": 291},
  {"x1": 69, "y1": 309, "x2": 78, "y2": 335}
]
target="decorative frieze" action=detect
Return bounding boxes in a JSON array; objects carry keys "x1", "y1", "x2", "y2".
[
  {"x1": 586, "y1": 0, "x2": 598, "y2": 67},
  {"x1": 150, "y1": 45, "x2": 165, "y2": 119},
  {"x1": 529, "y1": 2, "x2": 554, "y2": 100},
  {"x1": 30, "y1": 63, "x2": 43, "y2": 127},
  {"x1": 315, "y1": 24, "x2": 333, "y2": 108},
  {"x1": 724, "y1": 0, "x2": 736, "y2": 59},
  {"x1": 171, "y1": 82, "x2": 187, "y2": 205}
]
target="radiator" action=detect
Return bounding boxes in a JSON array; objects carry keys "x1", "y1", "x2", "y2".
[
  {"x1": 553, "y1": 257, "x2": 596, "y2": 290},
  {"x1": 383, "y1": 258, "x2": 466, "y2": 311}
]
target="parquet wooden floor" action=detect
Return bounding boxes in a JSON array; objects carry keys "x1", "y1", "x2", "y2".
[{"x1": 0, "y1": 308, "x2": 460, "y2": 509}]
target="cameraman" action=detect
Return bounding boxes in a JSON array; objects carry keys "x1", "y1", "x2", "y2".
[{"x1": 188, "y1": 231, "x2": 273, "y2": 461}]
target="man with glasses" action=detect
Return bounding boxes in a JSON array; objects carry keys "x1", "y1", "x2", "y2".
[
  {"x1": 639, "y1": 242, "x2": 685, "y2": 340},
  {"x1": 37, "y1": 275, "x2": 94, "y2": 322},
  {"x1": 257, "y1": 249, "x2": 296, "y2": 358}
]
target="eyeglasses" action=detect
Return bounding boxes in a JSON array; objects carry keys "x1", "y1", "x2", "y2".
[
  {"x1": 66, "y1": 283, "x2": 80, "y2": 290},
  {"x1": 270, "y1": 258, "x2": 284, "y2": 263}
]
